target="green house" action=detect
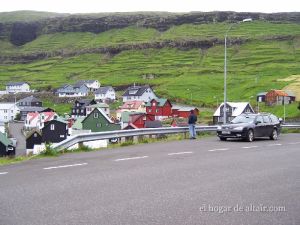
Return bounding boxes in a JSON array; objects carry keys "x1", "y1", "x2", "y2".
[{"x1": 82, "y1": 108, "x2": 121, "y2": 132}]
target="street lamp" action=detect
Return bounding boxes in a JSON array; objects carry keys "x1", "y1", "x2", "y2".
[
  {"x1": 187, "y1": 88, "x2": 193, "y2": 105},
  {"x1": 223, "y1": 18, "x2": 252, "y2": 124}
]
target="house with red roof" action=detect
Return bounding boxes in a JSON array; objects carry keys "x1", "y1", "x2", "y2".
[
  {"x1": 145, "y1": 98, "x2": 172, "y2": 120},
  {"x1": 24, "y1": 112, "x2": 58, "y2": 130},
  {"x1": 265, "y1": 89, "x2": 295, "y2": 106}
]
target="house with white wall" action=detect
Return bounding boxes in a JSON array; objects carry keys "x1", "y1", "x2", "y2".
[
  {"x1": 6, "y1": 82, "x2": 31, "y2": 94},
  {"x1": 94, "y1": 86, "x2": 116, "y2": 101},
  {"x1": 24, "y1": 112, "x2": 58, "y2": 130},
  {"x1": 122, "y1": 85, "x2": 157, "y2": 103},
  {"x1": 0, "y1": 103, "x2": 20, "y2": 122},
  {"x1": 56, "y1": 84, "x2": 89, "y2": 97},
  {"x1": 74, "y1": 80, "x2": 100, "y2": 92}
]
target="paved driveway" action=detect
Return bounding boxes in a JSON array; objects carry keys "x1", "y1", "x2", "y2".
[{"x1": 8, "y1": 121, "x2": 26, "y2": 156}]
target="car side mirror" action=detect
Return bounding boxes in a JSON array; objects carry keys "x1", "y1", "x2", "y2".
[{"x1": 278, "y1": 118, "x2": 283, "y2": 124}]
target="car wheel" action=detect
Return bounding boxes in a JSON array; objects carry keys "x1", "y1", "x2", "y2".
[
  {"x1": 219, "y1": 137, "x2": 227, "y2": 141},
  {"x1": 246, "y1": 129, "x2": 254, "y2": 142},
  {"x1": 270, "y1": 129, "x2": 278, "y2": 140}
]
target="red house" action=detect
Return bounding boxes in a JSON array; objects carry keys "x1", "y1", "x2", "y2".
[
  {"x1": 172, "y1": 106, "x2": 199, "y2": 118},
  {"x1": 127, "y1": 113, "x2": 155, "y2": 128},
  {"x1": 145, "y1": 98, "x2": 172, "y2": 119}
]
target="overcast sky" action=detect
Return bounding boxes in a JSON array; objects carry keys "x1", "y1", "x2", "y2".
[{"x1": 1, "y1": 0, "x2": 300, "y2": 14}]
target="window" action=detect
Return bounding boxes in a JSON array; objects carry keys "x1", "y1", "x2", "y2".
[
  {"x1": 34, "y1": 133, "x2": 37, "y2": 137},
  {"x1": 156, "y1": 109, "x2": 159, "y2": 113},
  {"x1": 81, "y1": 109, "x2": 84, "y2": 113},
  {"x1": 94, "y1": 113, "x2": 99, "y2": 118},
  {"x1": 256, "y1": 116, "x2": 263, "y2": 124},
  {"x1": 50, "y1": 124, "x2": 55, "y2": 130},
  {"x1": 263, "y1": 116, "x2": 271, "y2": 123},
  {"x1": 96, "y1": 123, "x2": 102, "y2": 127},
  {"x1": 4, "y1": 110, "x2": 7, "y2": 113},
  {"x1": 60, "y1": 135, "x2": 65, "y2": 138},
  {"x1": 149, "y1": 109, "x2": 152, "y2": 112},
  {"x1": 152, "y1": 102, "x2": 156, "y2": 106}
]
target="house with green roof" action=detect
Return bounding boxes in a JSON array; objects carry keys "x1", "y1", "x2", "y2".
[
  {"x1": 0, "y1": 132, "x2": 15, "y2": 157},
  {"x1": 82, "y1": 108, "x2": 121, "y2": 132}
]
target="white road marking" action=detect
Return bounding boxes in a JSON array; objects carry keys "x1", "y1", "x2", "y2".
[
  {"x1": 242, "y1": 146, "x2": 258, "y2": 149},
  {"x1": 168, "y1": 151, "x2": 193, "y2": 156},
  {"x1": 208, "y1": 148, "x2": 229, "y2": 152},
  {"x1": 0, "y1": 172, "x2": 8, "y2": 175},
  {"x1": 267, "y1": 143, "x2": 282, "y2": 146},
  {"x1": 114, "y1": 156, "x2": 149, "y2": 162},
  {"x1": 43, "y1": 163, "x2": 88, "y2": 170},
  {"x1": 288, "y1": 142, "x2": 300, "y2": 145}
]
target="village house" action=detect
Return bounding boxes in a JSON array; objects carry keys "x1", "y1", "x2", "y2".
[
  {"x1": 94, "y1": 86, "x2": 116, "y2": 102},
  {"x1": 116, "y1": 100, "x2": 146, "y2": 120},
  {"x1": 122, "y1": 85, "x2": 157, "y2": 103},
  {"x1": 171, "y1": 105, "x2": 199, "y2": 118},
  {"x1": 0, "y1": 122, "x2": 5, "y2": 134},
  {"x1": 24, "y1": 111, "x2": 58, "y2": 130},
  {"x1": 86, "y1": 103, "x2": 110, "y2": 116},
  {"x1": 42, "y1": 119, "x2": 68, "y2": 144},
  {"x1": 71, "y1": 99, "x2": 97, "y2": 118},
  {"x1": 74, "y1": 80, "x2": 100, "y2": 92},
  {"x1": 0, "y1": 132, "x2": 15, "y2": 157},
  {"x1": 265, "y1": 90, "x2": 296, "y2": 105},
  {"x1": 124, "y1": 113, "x2": 155, "y2": 129},
  {"x1": 17, "y1": 95, "x2": 42, "y2": 107},
  {"x1": 145, "y1": 98, "x2": 172, "y2": 120},
  {"x1": 26, "y1": 130, "x2": 43, "y2": 150},
  {"x1": 6, "y1": 82, "x2": 31, "y2": 94},
  {"x1": 56, "y1": 84, "x2": 89, "y2": 97},
  {"x1": 81, "y1": 108, "x2": 121, "y2": 132},
  {"x1": 0, "y1": 103, "x2": 20, "y2": 122},
  {"x1": 19, "y1": 107, "x2": 54, "y2": 121},
  {"x1": 213, "y1": 102, "x2": 255, "y2": 124}
]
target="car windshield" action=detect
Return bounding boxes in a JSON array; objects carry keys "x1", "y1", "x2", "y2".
[{"x1": 231, "y1": 115, "x2": 256, "y2": 124}]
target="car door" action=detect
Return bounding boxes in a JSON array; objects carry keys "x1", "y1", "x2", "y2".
[
  {"x1": 263, "y1": 115, "x2": 273, "y2": 136},
  {"x1": 254, "y1": 115, "x2": 264, "y2": 137}
]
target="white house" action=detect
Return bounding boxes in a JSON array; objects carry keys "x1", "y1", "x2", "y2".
[
  {"x1": 24, "y1": 112, "x2": 58, "y2": 130},
  {"x1": 0, "y1": 122, "x2": 5, "y2": 134},
  {"x1": 122, "y1": 85, "x2": 157, "y2": 103},
  {"x1": 74, "y1": 80, "x2": 100, "y2": 92},
  {"x1": 85, "y1": 103, "x2": 110, "y2": 116},
  {"x1": 94, "y1": 86, "x2": 116, "y2": 101},
  {"x1": 6, "y1": 82, "x2": 31, "y2": 94},
  {"x1": 56, "y1": 84, "x2": 89, "y2": 97},
  {"x1": 0, "y1": 103, "x2": 20, "y2": 122},
  {"x1": 213, "y1": 102, "x2": 255, "y2": 124}
]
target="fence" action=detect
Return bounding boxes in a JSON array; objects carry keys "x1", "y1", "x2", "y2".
[{"x1": 52, "y1": 124, "x2": 300, "y2": 151}]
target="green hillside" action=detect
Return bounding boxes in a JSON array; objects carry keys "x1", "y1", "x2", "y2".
[
  {"x1": 0, "y1": 17, "x2": 300, "y2": 119},
  {"x1": 0, "y1": 10, "x2": 68, "y2": 22}
]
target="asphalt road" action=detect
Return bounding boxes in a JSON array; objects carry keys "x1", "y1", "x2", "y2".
[
  {"x1": 0, "y1": 134, "x2": 299, "y2": 225},
  {"x1": 8, "y1": 122, "x2": 26, "y2": 156}
]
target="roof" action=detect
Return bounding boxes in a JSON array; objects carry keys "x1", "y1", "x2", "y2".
[
  {"x1": 19, "y1": 107, "x2": 45, "y2": 112},
  {"x1": 75, "y1": 80, "x2": 98, "y2": 86},
  {"x1": 6, "y1": 82, "x2": 29, "y2": 86},
  {"x1": 86, "y1": 103, "x2": 109, "y2": 108},
  {"x1": 72, "y1": 118, "x2": 85, "y2": 130},
  {"x1": 0, "y1": 132, "x2": 12, "y2": 146},
  {"x1": 120, "y1": 111, "x2": 137, "y2": 123},
  {"x1": 145, "y1": 120, "x2": 162, "y2": 128},
  {"x1": 267, "y1": 90, "x2": 288, "y2": 97},
  {"x1": 77, "y1": 99, "x2": 95, "y2": 105},
  {"x1": 0, "y1": 103, "x2": 19, "y2": 110},
  {"x1": 120, "y1": 101, "x2": 144, "y2": 110},
  {"x1": 18, "y1": 95, "x2": 41, "y2": 103},
  {"x1": 122, "y1": 85, "x2": 151, "y2": 97},
  {"x1": 172, "y1": 105, "x2": 198, "y2": 112},
  {"x1": 94, "y1": 86, "x2": 113, "y2": 94},
  {"x1": 82, "y1": 108, "x2": 114, "y2": 124},
  {"x1": 256, "y1": 92, "x2": 267, "y2": 96},
  {"x1": 213, "y1": 102, "x2": 254, "y2": 117},
  {"x1": 26, "y1": 129, "x2": 42, "y2": 139},
  {"x1": 57, "y1": 84, "x2": 88, "y2": 93},
  {"x1": 145, "y1": 98, "x2": 169, "y2": 107}
]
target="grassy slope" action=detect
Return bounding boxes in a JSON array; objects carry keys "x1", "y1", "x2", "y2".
[
  {"x1": 0, "y1": 21, "x2": 300, "y2": 119},
  {"x1": 0, "y1": 10, "x2": 68, "y2": 22}
]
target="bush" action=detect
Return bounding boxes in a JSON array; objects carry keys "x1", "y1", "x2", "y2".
[
  {"x1": 41, "y1": 144, "x2": 59, "y2": 156},
  {"x1": 120, "y1": 141, "x2": 134, "y2": 147}
]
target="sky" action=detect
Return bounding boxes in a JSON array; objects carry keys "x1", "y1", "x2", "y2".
[{"x1": 1, "y1": 0, "x2": 300, "y2": 14}]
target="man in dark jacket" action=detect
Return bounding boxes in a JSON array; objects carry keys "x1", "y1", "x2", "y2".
[{"x1": 188, "y1": 110, "x2": 197, "y2": 139}]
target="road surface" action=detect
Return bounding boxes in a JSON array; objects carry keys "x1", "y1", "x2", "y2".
[{"x1": 0, "y1": 134, "x2": 299, "y2": 225}]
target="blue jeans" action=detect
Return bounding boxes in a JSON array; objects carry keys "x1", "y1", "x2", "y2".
[{"x1": 189, "y1": 124, "x2": 196, "y2": 138}]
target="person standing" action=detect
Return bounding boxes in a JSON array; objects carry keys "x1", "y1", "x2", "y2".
[{"x1": 188, "y1": 110, "x2": 197, "y2": 139}]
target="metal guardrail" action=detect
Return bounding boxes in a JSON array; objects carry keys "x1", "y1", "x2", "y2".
[
  {"x1": 52, "y1": 125, "x2": 218, "y2": 151},
  {"x1": 52, "y1": 124, "x2": 300, "y2": 151}
]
